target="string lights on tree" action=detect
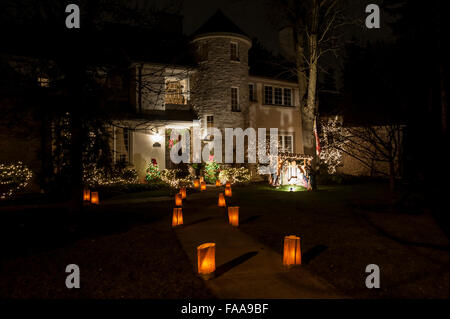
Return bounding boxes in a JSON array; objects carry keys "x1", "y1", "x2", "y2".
[
  {"x1": 319, "y1": 115, "x2": 346, "y2": 174},
  {"x1": 0, "y1": 162, "x2": 33, "y2": 199}
]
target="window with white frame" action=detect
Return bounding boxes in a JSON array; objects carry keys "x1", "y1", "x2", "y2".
[
  {"x1": 278, "y1": 134, "x2": 294, "y2": 153},
  {"x1": 231, "y1": 87, "x2": 240, "y2": 111},
  {"x1": 274, "y1": 87, "x2": 282, "y2": 105},
  {"x1": 264, "y1": 86, "x2": 273, "y2": 104},
  {"x1": 283, "y1": 88, "x2": 292, "y2": 106},
  {"x1": 230, "y1": 42, "x2": 239, "y2": 61},
  {"x1": 263, "y1": 86, "x2": 294, "y2": 106}
]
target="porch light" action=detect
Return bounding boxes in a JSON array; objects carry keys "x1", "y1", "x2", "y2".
[{"x1": 152, "y1": 132, "x2": 163, "y2": 143}]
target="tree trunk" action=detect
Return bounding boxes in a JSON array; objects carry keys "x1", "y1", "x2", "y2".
[
  {"x1": 389, "y1": 160, "x2": 396, "y2": 193},
  {"x1": 68, "y1": 105, "x2": 84, "y2": 215}
]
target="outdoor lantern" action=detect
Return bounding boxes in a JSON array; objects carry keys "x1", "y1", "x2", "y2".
[
  {"x1": 83, "y1": 189, "x2": 90, "y2": 201},
  {"x1": 180, "y1": 187, "x2": 187, "y2": 199},
  {"x1": 218, "y1": 193, "x2": 226, "y2": 207},
  {"x1": 215, "y1": 180, "x2": 221, "y2": 187},
  {"x1": 90, "y1": 191, "x2": 99, "y2": 205},
  {"x1": 172, "y1": 207, "x2": 183, "y2": 227},
  {"x1": 194, "y1": 179, "x2": 200, "y2": 188},
  {"x1": 175, "y1": 193, "x2": 182, "y2": 206},
  {"x1": 283, "y1": 235, "x2": 302, "y2": 266},
  {"x1": 200, "y1": 181, "x2": 206, "y2": 191},
  {"x1": 200, "y1": 176, "x2": 204, "y2": 183},
  {"x1": 228, "y1": 206, "x2": 239, "y2": 227},
  {"x1": 224, "y1": 186, "x2": 232, "y2": 197},
  {"x1": 197, "y1": 243, "x2": 215, "y2": 277},
  {"x1": 226, "y1": 181, "x2": 231, "y2": 188}
]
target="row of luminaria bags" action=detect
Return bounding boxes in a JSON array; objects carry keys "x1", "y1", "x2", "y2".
[{"x1": 173, "y1": 177, "x2": 302, "y2": 278}]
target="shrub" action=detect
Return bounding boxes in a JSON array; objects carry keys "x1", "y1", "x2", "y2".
[
  {"x1": 160, "y1": 169, "x2": 192, "y2": 188},
  {"x1": 204, "y1": 161, "x2": 220, "y2": 184},
  {"x1": 218, "y1": 167, "x2": 251, "y2": 185},
  {"x1": 0, "y1": 162, "x2": 33, "y2": 199},
  {"x1": 83, "y1": 163, "x2": 138, "y2": 187}
]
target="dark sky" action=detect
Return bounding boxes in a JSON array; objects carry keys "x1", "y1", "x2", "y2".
[
  {"x1": 181, "y1": 0, "x2": 280, "y2": 51},
  {"x1": 178, "y1": 0, "x2": 394, "y2": 53}
]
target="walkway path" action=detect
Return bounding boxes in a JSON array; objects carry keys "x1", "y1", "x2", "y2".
[{"x1": 173, "y1": 186, "x2": 344, "y2": 299}]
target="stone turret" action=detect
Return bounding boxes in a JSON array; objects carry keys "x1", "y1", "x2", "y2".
[{"x1": 190, "y1": 10, "x2": 252, "y2": 131}]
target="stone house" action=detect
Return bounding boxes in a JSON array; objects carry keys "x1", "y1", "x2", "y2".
[{"x1": 112, "y1": 10, "x2": 306, "y2": 181}]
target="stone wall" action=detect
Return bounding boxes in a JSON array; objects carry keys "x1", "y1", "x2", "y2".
[{"x1": 190, "y1": 35, "x2": 250, "y2": 131}]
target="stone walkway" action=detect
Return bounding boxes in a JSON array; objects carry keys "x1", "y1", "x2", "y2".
[{"x1": 173, "y1": 186, "x2": 344, "y2": 299}]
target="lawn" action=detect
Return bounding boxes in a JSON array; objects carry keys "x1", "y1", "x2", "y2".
[
  {"x1": 228, "y1": 182, "x2": 449, "y2": 298},
  {"x1": 1, "y1": 181, "x2": 447, "y2": 299},
  {"x1": 0, "y1": 201, "x2": 213, "y2": 298}
]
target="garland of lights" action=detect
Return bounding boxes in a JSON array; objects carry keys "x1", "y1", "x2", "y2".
[
  {"x1": 0, "y1": 162, "x2": 33, "y2": 199},
  {"x1": 159, "y1": 169, "x2": 192, "y2": 188},
  {"x1": 83, "y1": 163, "x2": 138, "y2": 187},
  {"x1": 145, "y1": 159, "x2": 161, "y2": 182},
  {"x1": 319, "y1": 116, "x2": 346, "y2": 174},
  {"x1": 218, "y1": 167, "x2": 251, "y2": 184}
]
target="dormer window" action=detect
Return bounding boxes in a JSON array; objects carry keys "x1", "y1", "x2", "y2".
[{"x1": 230, "y1": 42, "x2": 239, "y2": 61}]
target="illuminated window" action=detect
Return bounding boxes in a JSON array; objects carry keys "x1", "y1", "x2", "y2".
[
  {"x1": 165, "y1": 81, "x2": 185, "y2": 105},
  {"x1": 38, "y1": 76, "x2": 49, "y2": 87},
  {"x1": 278, "y1": 134, "x2": 294, "y2": 153},
  {"x1": 230, "y1": 42, "x2": 239, "y2": 61},
  {"x1": 231, "y1": 87, "x2": 240, "y2": 111}
]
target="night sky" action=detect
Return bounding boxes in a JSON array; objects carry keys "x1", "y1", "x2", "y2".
[{"x1": 179, "y1": 0, "x2": 394, "y2": 52}]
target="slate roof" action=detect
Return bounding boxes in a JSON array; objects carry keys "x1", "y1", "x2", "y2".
[{"x1": 191, "y1": 10, "x2": 249, "y2": 39}]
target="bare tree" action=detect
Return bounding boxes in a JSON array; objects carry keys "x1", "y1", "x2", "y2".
[
  {"x1": 272, "y1": 0, "x2": 350, "y2": 189},
  {"x1": 321, "y1": 116, "x2": 404, "y2": 193}
]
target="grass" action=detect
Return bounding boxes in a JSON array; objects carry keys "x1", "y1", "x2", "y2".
[
  {"x1": 1, "y1": 181, "x2": 447, "y2": 299},
  {"x1": 229, "y1": 182, "x2": 449, "y2": 298},
  {"x1": 0, "y1": 202, "x2": 213, "y2": 298}
]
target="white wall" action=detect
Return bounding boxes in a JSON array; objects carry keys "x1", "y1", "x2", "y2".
[{"x1": 132, "y1": 130, "x2": 166, "y2": 181}]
